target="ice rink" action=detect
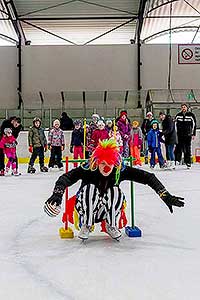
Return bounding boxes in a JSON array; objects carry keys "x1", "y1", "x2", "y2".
[{"x1": 0, "y1": 163, "x2": 200, "y2": 300}]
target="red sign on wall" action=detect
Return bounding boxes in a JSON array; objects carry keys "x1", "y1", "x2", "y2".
[{"x1": 178, "y1": 44, "x2": 200, "y2": 64}]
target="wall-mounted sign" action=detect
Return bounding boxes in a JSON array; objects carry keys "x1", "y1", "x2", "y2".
[{"x1": 178, "y1": 44, "x2": 200, "y2": 64}]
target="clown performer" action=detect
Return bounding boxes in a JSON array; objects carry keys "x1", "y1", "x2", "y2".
[{"x1": 44, "y1": 140, "x2": 184, "y2": 241}]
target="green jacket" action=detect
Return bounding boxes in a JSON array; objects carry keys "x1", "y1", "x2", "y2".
[{"x1": 28, "y1": 126, "x2": 47, "y2": 148}]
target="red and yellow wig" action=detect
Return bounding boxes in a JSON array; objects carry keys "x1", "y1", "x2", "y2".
[{"x1": 90, "y1": 139, "x2": 122, "y2": 183}]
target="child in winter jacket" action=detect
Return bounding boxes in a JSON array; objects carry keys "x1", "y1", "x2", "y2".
[
  {"x1": 109, "y1": 124, "x2": 123, "y2": 154},
  {"x1": 70, "y1": 120, "x2": 84, "y2": 167},
  {"x1": 129, "y1": 121, "x2": 143, "y2": 166},
  {"x1": 27, "y1": 117, "x2": 48, "y2": 173},
  {"x1": 0, "y1": 128, "x2": 20, "y2": 175},
  {"x1": 89, "y1": 120, "x2": 109, "y2": 152},
  {"x1": 147, "y1": 120, "x2": 165, "y2": 169},
  {"x1": 117, "y1": 111, "x2": 131, "y2": 158},
  {"x1": 48, "y1": 119, "x2": 65, "y2": 170}
]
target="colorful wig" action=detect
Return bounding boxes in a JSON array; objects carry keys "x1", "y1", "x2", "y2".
[{"x1": 89, "y1": 139, "x2": 122, "y2": 183}]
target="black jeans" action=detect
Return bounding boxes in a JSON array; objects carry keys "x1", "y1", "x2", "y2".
[
  {"x1": 0, "y1": 148, "x2": 5, "y2": 171},
  {"x1": 175, "y1": 136, "x2": 192, "y2": 165},
  {"x1": 29, "y1": 146, "x2": 44, "y2": 167},
  {"x1": 48, "y1": 146, "x2": 63, "y2": 168}
]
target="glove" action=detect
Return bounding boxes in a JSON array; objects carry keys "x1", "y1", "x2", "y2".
[
  {"x1": 70, "y1": 145, "x2": 73, "y2": 153},
  {"x1": 44, "y1": 145, "x2": 48, "y2": 152},
  {"x1": 29, "y1": 145, "x2": 33, "y2": 153},
  {"x1": 148, "y1": 146, "x2": 153, "y2": 153},
  {"x1": 44, "y1": 194, "x2": 62, "y2": 217},
  {"x1": 159, "y1": 190, "x2": 184, "y2": 213}
]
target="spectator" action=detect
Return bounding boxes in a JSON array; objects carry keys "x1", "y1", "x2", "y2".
[
  {"x1": 129, "y1": 121, "x2": 143, "y2": 166},
  {"x1": 117, "y1": 111, "x2": 131, "y2": 158},
  {"x1": 48, "y1": 119, "x2": 65, "y2": 170},
  {"x1": 141, "y1": 112, "x2": 154, "y2": 164},
  {"x1": 175, "y1": 103, "x2": 196, "y2": 169},
  {"x1": 89, "y1": 120, "x2": 109, "y2": 152},
  {"x1": 86, "y1": 113, "x2": 100, "y2": 156},
  {"x1": 70, "y1": 119, "x2": 84, "y2": 168},
  {"x1": 60, "y1": 112, "x2": 74, "y2": 131},
  {"x1": 108, "y1": 124, "x2": 123, "y2": 154},
  {"x1": 159, "y1": 112, "x2": 177, "y2": 170},
  {"x1": 147, "y1": 120, "x2": 165, "y2": 169},
  {"x1": 0, "y1": 116, "x2": 22, "y2": 176}
]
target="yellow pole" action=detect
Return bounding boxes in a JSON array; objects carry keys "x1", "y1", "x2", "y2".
[
  {"x1": 113, "y1": 119, "x2": 116, "y2": 141},
  {"x1": 83, "y1": 118, "x2": 86, "y2": 159}
]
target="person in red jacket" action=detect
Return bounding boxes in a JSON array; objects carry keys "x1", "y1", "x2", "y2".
[{"x1": 88, "y1": 119, "x2": 109, "y2": 153}]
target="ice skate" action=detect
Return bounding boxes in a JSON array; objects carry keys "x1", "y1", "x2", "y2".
[
  {"x1": 40, "y1": 166, "x2": 48, "y2": 172},
  {"x1": 12, "y1": 169, "x2": 21, "y2": 176},
  {"x1": 0, "y1": 169, "x2": 5, "y2": 176},
  {"x1": 27, "y1": 165, "x2": 36, "y2": 174},
  {"x1": 186, "y1": 163, "x2": 191, "y2": 170},
  {"x1": 105, "y1": 223, "x2": 122, "y2": 240},
  {"x1": 78, "y1": 224, "x2": 91, "y2": 240}
]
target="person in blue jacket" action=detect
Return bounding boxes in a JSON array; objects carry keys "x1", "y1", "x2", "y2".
[{"x1": 147, "y1": 120, "x2": 165, "y2": 169}]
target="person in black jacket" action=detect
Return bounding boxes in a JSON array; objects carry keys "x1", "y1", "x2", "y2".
[
  {"x1": 0, "y1": 116, "x2": 22, "y2": 176},
  {"x1": 44, "y1": 139, "x2": 184, "y2": 241},
  {"x1": 70, "y1": 119, "x2": 84, "y2": 167},
  {"x1": 159, "y1": 112, "x2": 177, "y2": 170},
  {"x1": 175, "y1": 103, "x2": 196, "y2": 168},
  {"x1": 60, "y1": 112, "x2": 74, "y2": 131}
]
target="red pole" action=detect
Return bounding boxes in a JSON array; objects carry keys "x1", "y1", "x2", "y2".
[{"x1": 64, "y1": 156, "x2": 69, "y2": 230}]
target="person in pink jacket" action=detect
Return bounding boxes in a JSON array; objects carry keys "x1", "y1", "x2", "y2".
[
  {"x1": 129, "y1": 121, "x2": 143, "y2": 166},
  {"x1": 0, "y1": 128, "x2": 20, "y2": 175}
]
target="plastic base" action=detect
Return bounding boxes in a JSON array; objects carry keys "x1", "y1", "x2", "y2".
[
  {"x1": 59, "y1": 227, "x2": 74, "y2": 239},
  {"x1": 125, "y1": 226, "x2": 142, "y2": 238}
]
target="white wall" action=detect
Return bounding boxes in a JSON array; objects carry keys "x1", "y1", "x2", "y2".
[
  {"x1": 141, "y1": 44, "x2": 200, "y2": 89},
  {"x1": 1, "y1": 44, "x2": 200, "y2": 109},
  {"x1": 22, "y1": 45, "x2": 137, "y2": 91},
  {"x1": 0, "y1": 47, "x2": 17, "y2": 108}
]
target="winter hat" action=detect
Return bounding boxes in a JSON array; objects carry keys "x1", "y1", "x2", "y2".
[
  {"x1": 132, "y1": 120, "x2": 139, "y2": 127},
  {"x1": 120, "y1": 111, "x2": 127, "y2": 117},
  {"x1": 97, "y1": 120, "x2": 105, "y2": 127},
  {"x1": 53, "y1": 119, "x2": 60, "y2": 127},
  {"x1": 151, "y1": 119, "x2": 159, "y2": 126},
  {"x1": 146, "y1": 111, "x2": 153, "y2": 117},
  {"x1": 106, "y1": 119, "x2": 113, "y2": 126},
  {"x1": 92, "y1": 114, "x2": 100, "y2": 120},
  {"x1": 74, "y1": 119, "x2": 82, "y2": 126},
  {"x1": 4, "y1": 128, "x2": 12, "y2": 135}
]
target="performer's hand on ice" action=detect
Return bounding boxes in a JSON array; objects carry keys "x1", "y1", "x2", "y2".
[
  {"x1": 44, "y1": 194, "x2": 62, "y2": 217},
  {"x1": 159, "y1": 190, "x2": 184, "y2": 213}
]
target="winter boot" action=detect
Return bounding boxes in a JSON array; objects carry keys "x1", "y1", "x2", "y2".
[
  {"x1": 27, "y1": 165, "x2": 36, "y2": 174},
  {"x1": 105, "y1": 223, "x2": 122, "y2": 240},
  {"x1": 40, "y1": 166, "x2": 48, "y2": 172},
  {"x1": 0, "y1": 169, "x2": 4, "y2": 176},
  {"x1": 78, "y1": 224, "x2": 91, "y2": 240}
]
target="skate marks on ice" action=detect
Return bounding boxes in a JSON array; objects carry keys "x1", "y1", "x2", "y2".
[{"x1": 12, "y1": 215, "x2": 75, "y2": 300}]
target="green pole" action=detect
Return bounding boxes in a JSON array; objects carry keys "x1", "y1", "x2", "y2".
[{"x1": 129, "y1": 156, "x2": 135, "y2": 228}]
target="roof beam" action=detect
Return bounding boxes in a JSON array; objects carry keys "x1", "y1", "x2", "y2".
[
  {"x1": 18, "y1": 0, "x2": 77, "y2": 18},
  {"x1": 83, "y1": 17, "x2": 135, "y2": 45},
  {"x1": 2, "y1": 0, "x2": 26, "y2": 44},
  {"x1": 19, "y1": 16, "x2": 135, "y2": 21},
  {"x1": 21, "y1": 20, "x2": 78, "y2": 45}
]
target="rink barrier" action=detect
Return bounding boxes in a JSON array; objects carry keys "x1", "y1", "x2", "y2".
[{"x1": 59, "y1": 156, "x2": 142, "y2": 239}]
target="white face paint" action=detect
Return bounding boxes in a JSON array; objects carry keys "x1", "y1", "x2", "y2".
[{"x1": 98, "y1": 161, "x2": 114, "y2": 176}]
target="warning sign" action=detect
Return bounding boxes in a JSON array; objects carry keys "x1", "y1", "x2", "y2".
[{"x1": 178, "y1": 44, "x2": 200, "y2": 64}]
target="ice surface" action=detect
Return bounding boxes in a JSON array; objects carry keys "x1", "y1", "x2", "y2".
[{"x1": 0, "y1": 164, "x2": 200, "y2": 300}]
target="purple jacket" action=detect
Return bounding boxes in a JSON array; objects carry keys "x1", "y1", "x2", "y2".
[{"x1": 117, "y1": 119, "x2": 131, "y2": 140}]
